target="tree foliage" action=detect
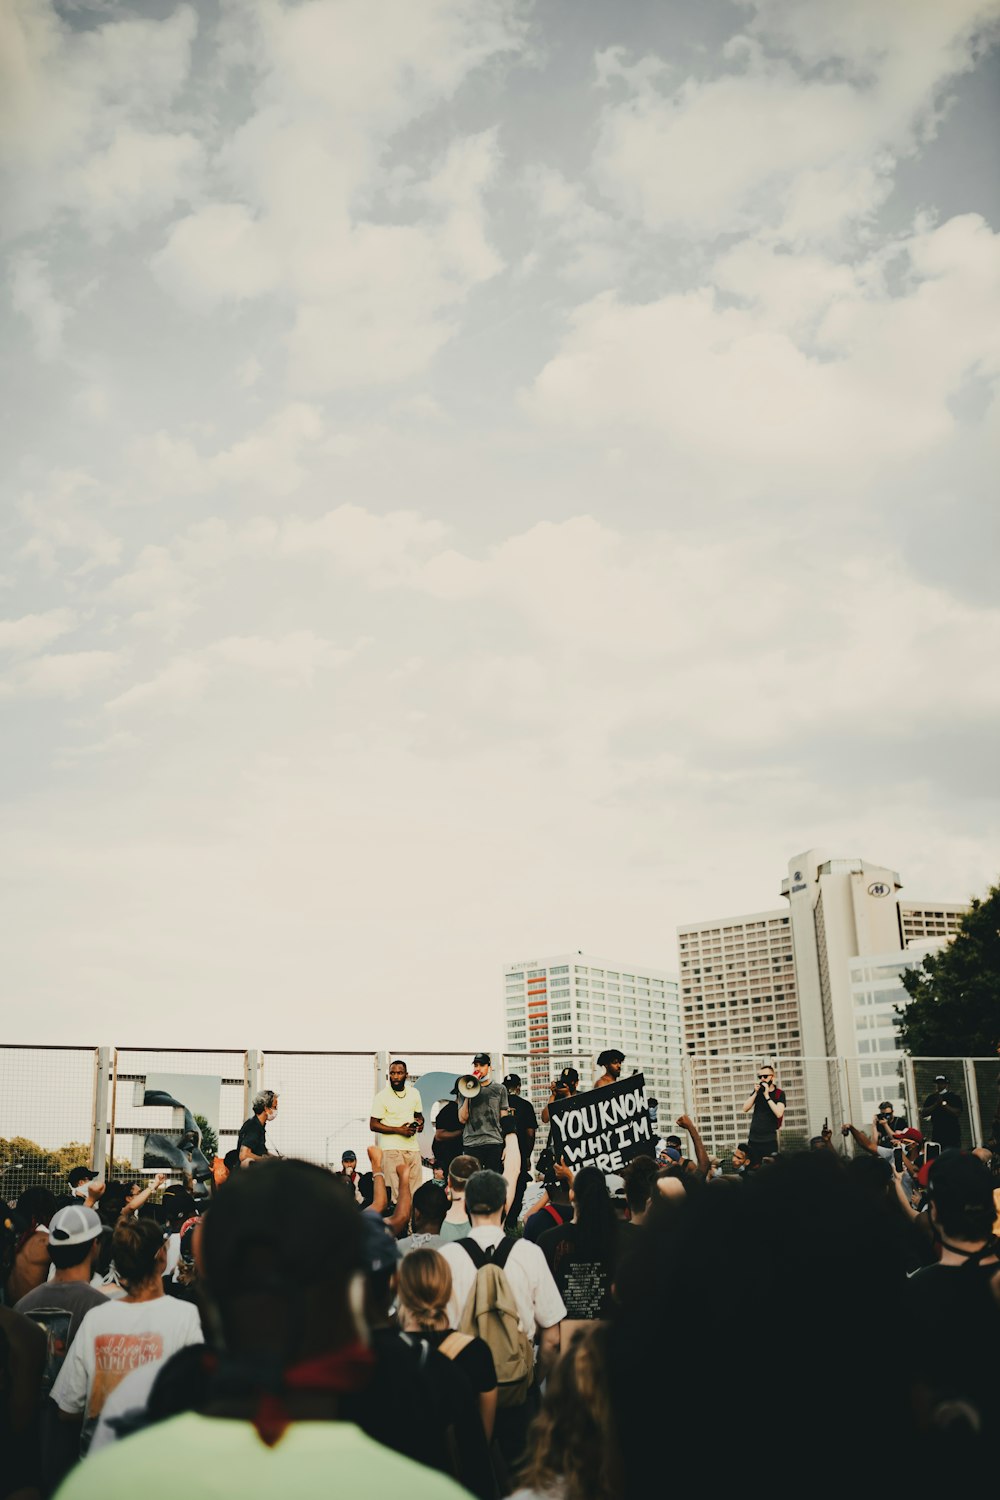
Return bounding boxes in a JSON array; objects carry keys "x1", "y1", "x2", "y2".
[
  {"x1": 194, "y1": 1114, "x2": 218, "y2": 1161},
  {"x1": 896, "y1": 883, "x2": 1000, "y2": 1056}
]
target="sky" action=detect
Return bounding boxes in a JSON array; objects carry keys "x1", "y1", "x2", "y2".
[{"x1": 2, "y1": 0, "x2": 999, "y2": 1050}]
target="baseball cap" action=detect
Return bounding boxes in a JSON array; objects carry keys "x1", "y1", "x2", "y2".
[
  {"x1": 49, "y1": 1205, "x2": 102, "y2": 1247},
  {"x1": 341, "y1": 1151, "x2": 357, "y2": 1162},
  {"x1": 934, "y1": 1074, "x2": 947, "y2": 1082},
  {"x1": 597, "y1": 1049, "x2": 625, "y2": 1067},
  {"x1": 560, "y1": 1067, "x2": 579, "y2": 1084},
  {"x1": 897, "y1": 1128, "x2": 924, "y2": 1143},
  {"x1": 502, "y1": 1073, "x2": 521, "y2": 1089},
  {"x1": 359, "y1": 1210, "x2": 401, "y2": 1275},
  {"x1": 659, "y1": 1146, "x2": 682, "y2": 1163},
  {"x1": 472, "y1": 1052, "x2": 491, "y2": 1066},
  {"x1": 465, "y1": 1170, "x2": 507, "y2": 1215},
  {"x1": 67, "y1": 1167, "x2": 98, "y2": 1188}
]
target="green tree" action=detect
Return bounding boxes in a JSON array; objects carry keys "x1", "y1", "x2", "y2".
[
  {"x1": 896, "y1": 883, "x2": 1000, "y2": 1055},
  {"x1": 194, "y1": 1114, "x2": 218, "y2": 1161}
]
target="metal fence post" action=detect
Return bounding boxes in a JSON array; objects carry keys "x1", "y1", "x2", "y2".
[
  {"x1": 91, "y1": 1047, "x2": 112, "y2": 1174},
  {"x1": 901, "y1": 1055, "x2": 918, "y2": 1134},
  {"x1": 246, "y1": 1050, "x2": 262, "y2": 1116},
  {"x1": 964, "y1": 1057, "x2": 984, "y2": 1146}
]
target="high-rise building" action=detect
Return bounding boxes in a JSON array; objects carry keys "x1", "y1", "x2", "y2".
[
  {"x1": 679, "y1": 851, "x2": 968, "y2": 1150},
  {"x1": 503, "y1": 953, "x2": 684, "y2": 1120}
]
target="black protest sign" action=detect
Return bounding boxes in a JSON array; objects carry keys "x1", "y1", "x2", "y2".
[{"x1": 547, "y1": 1074, "x2": 655, "y2": 1173}]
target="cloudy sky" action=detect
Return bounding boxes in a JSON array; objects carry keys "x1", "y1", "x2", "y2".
[{"x1": 3, "y1": 0, "x2": 999, "y2": 1050}]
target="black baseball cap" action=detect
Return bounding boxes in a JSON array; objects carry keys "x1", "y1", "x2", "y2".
[
  {"x1": 341, "y1": 1151, "x2": 356, "y2": 1162},
  {"x1": 560, "y1": 1066, "x2": 579, "y2": 1084},
  {"x1": 502, "y1": 1073, "x2": 521, "y2": 1089},
  {"x1": 472, "y1": 1052, "x2": 491, "y2": 1066},
  {"x1": 68, "y1": 1167, "x2": 98, "y2": 1187}
]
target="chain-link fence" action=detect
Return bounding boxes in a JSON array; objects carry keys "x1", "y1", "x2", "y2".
[{"x1": 4, "y1": 1044, "x2": 998, "y2": 1204}]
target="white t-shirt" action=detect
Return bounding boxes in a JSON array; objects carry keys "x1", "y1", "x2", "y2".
[
  {"x1": 441, "y1": 1225, "x2": 566, "y2": 1350},
  {"x1": 89, "y1": 1359, "x2": 164, "y2": 1454},
  {"x1": 51, "y1": 1295, "x2": 203, "y2": 1452}
]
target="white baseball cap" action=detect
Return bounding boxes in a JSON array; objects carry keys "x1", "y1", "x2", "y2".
[{"x1": 49, "y1": 1205, "x2": 103, "y2": 1247}]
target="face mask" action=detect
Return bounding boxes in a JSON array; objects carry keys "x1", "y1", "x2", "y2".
[{"x1": 73, "y1": 1182, "x2": 91, "y2": 1199}]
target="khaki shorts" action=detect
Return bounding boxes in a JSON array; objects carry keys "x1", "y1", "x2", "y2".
[{"x1": 380, "y1": 1149, "x2": 423, "y2": 1195}]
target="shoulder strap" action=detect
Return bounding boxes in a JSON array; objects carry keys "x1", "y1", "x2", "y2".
[
  {"x1": 543, "y1": 1204, "x2": 562, "y2": 1225},
  {"x1": 458, "y1": 1237, "x2": 488, "y2": 1269},
  {"x1": 490, "y1": 1236, "x2": 517, "y2": 1270},
  {"x1": 438, "y1": 1331, "x2": 473, "y2": 1360}
]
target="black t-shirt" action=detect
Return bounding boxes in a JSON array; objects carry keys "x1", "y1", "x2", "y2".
[
  {"x1": 508, "y1": 1094, "x2": 538, "y2": 1170},
  {"x1": 905, "y1": 1260, "x2": 1000, "y2": 1419},
  {"x1": 394, "y1": 1332, "x2": 495, "y2": 1500},
  {"x1": 523, "y1": 1200, "x2": 570, "y2": 1244},
  {"x1": 237, "y1": 1115, "x2": 267, "y2": 1158},
  {"x1": 748, "y1": 1087, "x2": 786, "y2": 1143},
  {"x1": 921, "y1": 1091, "x2": 963, "y2": 1147},
  {"x1": 433, "y1": 1100, "x2": 464, "y2": 1172},
  {"x1": 537, "y1": 1221, "x2": 617, "y2": 1320},
  {"x1": 419, "y1": 1328, "x2": 497, "y2": 1394}
]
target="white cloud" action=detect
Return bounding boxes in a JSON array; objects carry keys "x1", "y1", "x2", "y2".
[
  {"x1": 0, "y1": 3, "x2": 200, "y2": 239},
  {"x1": 523, "y1": 214, "x2": 1000, "y2": 476},
  {"x1": 0, "y1": 607, "x2": 76, "y2": 654},
  {"x1": 592, "y1": 1, "x2": 1000, "y2": 242},
  {"x1": 8, "y1": 251, "x2": 70, "y2": 358},
  {"x1": 0, "y1": 648, "x2": 125, "y2": 700},
  {"x1": 18, "y1": 470, "x2": 122, "y2": 575}
]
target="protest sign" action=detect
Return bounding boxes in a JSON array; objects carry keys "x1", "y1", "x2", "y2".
[{"x1": 546, "y1": 1073, "x2": 655, "y2": 1173}]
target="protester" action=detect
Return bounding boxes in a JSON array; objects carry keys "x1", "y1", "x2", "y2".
[
  {"x1": 920, "y1": 1075, "x2": 964, "y2": 1149},
  {"x1": 54, "y1": 1160, "x2": 468, "y2": 1500},
  {"x1": 536, "y1": 1167, "x2": 619, "y2": 1347},
  {"x1": 905, "y1": 1151, "x2": 999, "y2": 1434},
  {"x1": 50, "y1": 1217, "x2": 203, "y2": 1454},
  {"x1": 340, "y1": 1150, "x2": 373, "y2": 1207},
  {"x1": 2, "y1": 1188, "x2": 56, "y2": 1309},
  {"x1": 400, "y1": 1182, "x2": 449, "y2": 1255},
  {"x1": 236, "y1": 1089, "x2": 279, "y2": 1165},
  {"x1": 14, "y1": 1206, "x2": 106, "y2": 1386},
  {"x1": 396, "y1": 1248, "x2": 499, "y2": 1441},
  {"x1": 513, "y1": 1324, "x2": 619, "y2": 1500},
  {"x1": 370, "y1": 1060, "x2": 425, "y2": 1195},
  {"x1": 740, "y1": 1061, "x2": 785, "y2": 1165},
  {"x1": 521, "y1": 1165, "x2": 572, "y2": 1245},
  {"x1": 458, "y1": 1055, "x2": 509, "y2": 1175},
  {"x1": 0, "y1": 1300, "x2": 46, "y2": 1500},
  {"x1": 594, "y1": 1050, "x2": 625, "y2": 1089},
  {"x1": 393, "y1": 1249, "x2": 497, "y2": 1498},
  {"x1": 441, "y1": 1155, "x2": 480, "y2": 1243},
  {"x1": 501, "y1": 1075, "x2": 537, "y2": 1224},
  {"x1": 441, "y1": 1170, "x2": 565, "y2": 1478},
  {"x1": 433, "y1": 1086, "x2": 466, "y2": 1179},
  {"x1": 541, "y1": 1068, "x2": 579, "y2": 1125}
]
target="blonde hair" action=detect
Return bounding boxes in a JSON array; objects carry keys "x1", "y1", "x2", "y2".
[{"x1": 396, "y1": 1248, "x2": 452, "y2": 1331}]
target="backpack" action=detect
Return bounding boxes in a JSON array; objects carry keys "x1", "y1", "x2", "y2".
[{"x1": 457, "y1": 1238, "x2": 534, "y2": 1408}]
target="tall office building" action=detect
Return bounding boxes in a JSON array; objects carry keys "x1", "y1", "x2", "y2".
[
  {"x1": 503, "y1": 953, "x2": 684, "y2": 1120},
  {"x1": 679, "y1": 851, "x2": 968, "y2": 1150}
]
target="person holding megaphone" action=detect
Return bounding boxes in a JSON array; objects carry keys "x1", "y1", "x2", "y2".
[{"x1": 457, "y1": 1053, "x2": 509, "y2": 1174}]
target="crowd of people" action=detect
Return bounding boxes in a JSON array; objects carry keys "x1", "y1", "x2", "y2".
[{"x1": 2, "y1": 1053, "x2": 999, "y2": 1499}]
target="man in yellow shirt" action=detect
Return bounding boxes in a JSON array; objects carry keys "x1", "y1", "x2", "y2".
[{"x1": 370, "y1": 1060, "x2": 424, "y2": 1195}]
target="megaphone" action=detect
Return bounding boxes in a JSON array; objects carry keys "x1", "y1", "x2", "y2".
[{"x1": 457, "y1": 1074, "x2": 481, "y2": 1099}]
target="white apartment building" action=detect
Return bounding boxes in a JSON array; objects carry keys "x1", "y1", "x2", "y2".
[
  {"x1": 503, "y1": 953, "x2": 684, "y2": 1122},
  {"x1": 680, "y1": 851, "x2": 968, "y2": 1150}
]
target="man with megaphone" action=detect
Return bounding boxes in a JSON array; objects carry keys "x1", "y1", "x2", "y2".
[{"x1": 457, "y1": 1052, "x2": 509, "y2": 1175}]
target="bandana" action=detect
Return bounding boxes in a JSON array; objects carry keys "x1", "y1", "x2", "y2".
[{"x1": 207, "y1": 1342, "x2": 375, "y2": 1446}]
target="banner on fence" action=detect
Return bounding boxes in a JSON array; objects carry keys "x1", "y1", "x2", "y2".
[{"x1": 547, "y1": 1073, "x2": 655, "y2": 1173}]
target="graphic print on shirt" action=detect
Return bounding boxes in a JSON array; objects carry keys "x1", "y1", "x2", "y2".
[{"x1": 89, "y1": 1332, "x2": 164, "y2": 1417}]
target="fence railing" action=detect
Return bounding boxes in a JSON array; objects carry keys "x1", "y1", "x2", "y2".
[{"x1": 2, "y1": 1044, "x2": 997, "y2": 1199}]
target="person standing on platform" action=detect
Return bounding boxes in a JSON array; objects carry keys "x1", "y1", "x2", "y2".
[
  {"x1": 458, "y1": 1054, "x2": 508, "y2": 1175},
  {"x1": 594, "y1": 1050, "x2": 625, "y2": 1089},
  {"x1": 920, "y1": 1074, "x2": 964, "y2": 1150},
  {"x1": 503, "y1": 1074, "x2": 537, "y2": 1224},
  {"x1": 237, "y1": 1091, "x2": 278, "y2": 1166},
  {"x1": 371, "y1": 1059, "x2": 424, "y2": 1195},
  {"x1": 741, "y1": 1062, "x2": 785, "y2": 1166}
]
